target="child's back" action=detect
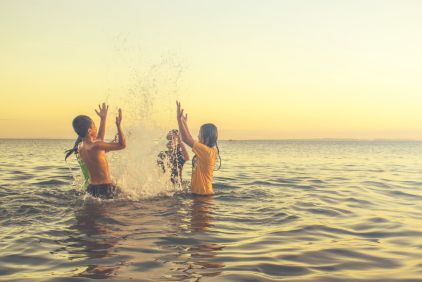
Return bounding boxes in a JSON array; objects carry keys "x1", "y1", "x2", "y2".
[
  {"x1": 65, "y1": 104, "x2": 126, "y2": 198},
  {"x1": 78, "y1": 142, "x2": 112, "y2": 185},
  {"x1": 191, "y1": 141, "x2": 217, "y2": 194}
]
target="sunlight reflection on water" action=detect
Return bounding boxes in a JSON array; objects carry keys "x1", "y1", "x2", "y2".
[{"x1": 2, "y1": 139, "x2": 422, "y2": 281}]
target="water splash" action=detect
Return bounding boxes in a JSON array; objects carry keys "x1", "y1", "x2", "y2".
[{"x1": 106, "y1": 56, "x2": 187, "y2": 199}]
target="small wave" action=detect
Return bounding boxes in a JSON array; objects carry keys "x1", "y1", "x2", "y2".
[
  {"x1": 248, "y1": 180, "x2": 280, "y2": 186},
  {"x1": 33, "y1": 179, "x2": 69, "y2": 186},
  {"x1": 361, "y1": 181, "x2": 391, "y2": 188},
  {"x1": 213, "y1": 183, "x2": 237, "y2": 189},
  {"x1": 400, "y1": 180, "x2": 422, "y2": 185},
  {"x1": 9, "y1": 174, "x2": 34, "y2": 181},
  {"x1": 33, "y1": 165, "x2": 57, "y2": 171},
  {"x1": 273, "y1": 178, "x2": 301, "y2": 184},
  {"x1": 344, "y1": 197, "x2": 372, "y2": 205},
  {"x1": 293, "y1": 206, "x2": 347, "y2": 217},
  {"x1": 386, "y1": 190, "x2": 422, "y2": 200},
  {"x1": 368, "y1": 217, "x2": 389, "y2": 223},
  {"x1": 225, "y1": 263, "x2": 312, "y2": 277}
]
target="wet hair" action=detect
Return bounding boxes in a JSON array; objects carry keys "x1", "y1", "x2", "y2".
[
  {"x1": 167, "y1": 129, "x2": 179, "y2": 140},
  {"x1": 65, "y1": 115, "x2": 93, "y2": 160},
  {"x1": 192, "y1": 123, "x2": 221, "y2": 170},
  {"x1": 169, "y1": 129, "x2": 179, "y2": 135}
]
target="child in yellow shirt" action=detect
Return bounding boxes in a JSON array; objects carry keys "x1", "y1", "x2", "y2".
[{"x1": 176, "y1": 101, "x2": 221, "y2": 195}]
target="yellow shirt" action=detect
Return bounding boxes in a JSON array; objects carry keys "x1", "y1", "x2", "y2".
[{"x1": 191, "y1": 141, "x2": 216, "y2": 195}]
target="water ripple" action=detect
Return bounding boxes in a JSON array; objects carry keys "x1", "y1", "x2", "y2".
[{"x1": 2, "y1": 140, "x2": 422, "y2": 281}]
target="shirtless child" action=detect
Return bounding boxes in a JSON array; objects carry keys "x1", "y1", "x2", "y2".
[{"x1": 65, "y1": 103, "x2": 126, "y2": 198}]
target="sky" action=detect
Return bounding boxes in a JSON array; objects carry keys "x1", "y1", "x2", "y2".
[{"x1": 1, "y1": 0, "x2": 422, "y2": 139}]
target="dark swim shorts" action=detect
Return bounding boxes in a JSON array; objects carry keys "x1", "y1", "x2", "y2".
[{"x1": 87, "y1": 183, "x2": 119, "y2": 199}]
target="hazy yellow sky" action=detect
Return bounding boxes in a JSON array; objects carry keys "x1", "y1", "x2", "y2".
[{"x1": 1, "y1": 0, "x2": 422, "y2": 139}]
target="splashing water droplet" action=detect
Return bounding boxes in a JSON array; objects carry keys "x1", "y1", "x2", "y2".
[{"x1": 105, "y1": 56, "x2": 187, "y2": 199}]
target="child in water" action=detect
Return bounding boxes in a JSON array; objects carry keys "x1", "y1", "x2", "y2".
[
  {"x1": 157, "y1": 129, "x2": 190, "y2": 185},
  {"x1": 176, "y1": 101, "x2": 221, "y2": 195},
  {"x1": 65, "y1": 103, "x2": 126, "y2": 198}
]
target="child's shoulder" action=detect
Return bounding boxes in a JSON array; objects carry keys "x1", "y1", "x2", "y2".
[
  {"x1": 82, "y1": 140, "x2": 103, "y2": 151},
  {"x1": 193, "y1": 142, "x2": 217, "y2": 155}
]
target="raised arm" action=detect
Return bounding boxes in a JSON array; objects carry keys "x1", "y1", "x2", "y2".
[
  {"x1": 176, "y1": 101, "x2": 195, "y2": 148},
  {"x1": 95, "y1": 103, "x2": 109, "y2": 141},
  {"x1": 177, "y1": 134, "x2": 190, "y2": 161},
  {"x1": 94, "y1": 108, "x2": 126, "y2": 151}
]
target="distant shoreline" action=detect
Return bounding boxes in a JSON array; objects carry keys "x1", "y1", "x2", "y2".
[{"x1": 2, "y1": 138, "x2": 422, "y2": 142}]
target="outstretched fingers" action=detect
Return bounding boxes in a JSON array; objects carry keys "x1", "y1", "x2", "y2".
[
  {"x1": 115, "y1": 108, "x2": 123, "y2": 126},
  {"x1": 96, "y1": 103, "x2": 109, "y2": 118},
  {"x1": 176, "y1": 101, "x2": 182, "y2": 120}
]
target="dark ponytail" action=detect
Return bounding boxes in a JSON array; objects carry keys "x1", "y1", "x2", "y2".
[
  {"x1": 64, "y1": 115, "x2": 93, "y2": 161},
  {"x1": 65, "y1": 136, "x2": 83, "y2": 160},
  {"x1": 215, "y1": 141, "x2": 221, "y2": 171}
]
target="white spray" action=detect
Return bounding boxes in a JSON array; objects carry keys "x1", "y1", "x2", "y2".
[{"x1": 105, "y1": 56, "x2": 188, "y2": 199}]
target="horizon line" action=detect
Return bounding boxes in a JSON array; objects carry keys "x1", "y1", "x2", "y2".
[{"x1": 2, "y1": 137, "x2": 422, "y2": 142}]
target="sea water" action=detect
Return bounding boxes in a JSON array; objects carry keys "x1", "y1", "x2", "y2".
[{"x1": 2, "y1": 139, "x2": 422, "y2": 281}]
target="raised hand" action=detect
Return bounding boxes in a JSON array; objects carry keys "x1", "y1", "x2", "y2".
[
  {"x1": 95, "y1": 103, "x2": 109, "y2": 120},
  {"x1": 176, "y1": 101, "x2": 188, "y2": 124},
  {"x1": 95, "y1": 103, "x2": 109, "y2": 140},
  {"x1": 116, "y1": 108, "x2": 123, "y2": 127},
  {"x1": 176, "y1": 101, "x2": 182, "y2": 121},
  {"x1": 176, "y1": 101, "x2": 194, "y2": 148}
]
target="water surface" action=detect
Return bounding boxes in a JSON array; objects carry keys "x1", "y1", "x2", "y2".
[{"x1": 2, "y1": 139, "x2": 422, "y2": 281}]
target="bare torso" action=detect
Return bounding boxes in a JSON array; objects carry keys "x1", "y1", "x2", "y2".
[{"x1": 78, "y1": 141, "x2": 112, "y2": 185}]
